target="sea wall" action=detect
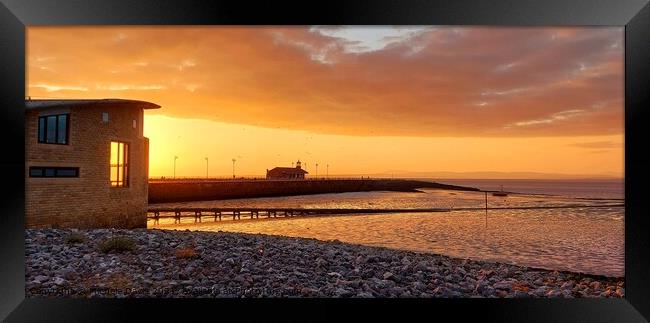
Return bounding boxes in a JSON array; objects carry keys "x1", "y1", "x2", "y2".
[{"x1": 148, "y1": 179, "x2": 479, "y2": 203}]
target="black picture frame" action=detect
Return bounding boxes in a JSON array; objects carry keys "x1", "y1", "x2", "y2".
[{"x1": 1, "y1": 0, "x2": 649, "y2": 321}]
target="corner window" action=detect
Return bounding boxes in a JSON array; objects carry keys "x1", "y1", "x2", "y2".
[
  {"x1": 29, "y1": 166, "x2": 79, "y2": 178},
  {"x1": 102, "y1": 112, "x2": 109, "y2": 123},
  {"x1": 38, "y1": 114, "x2": 69, "y2": 144},
  {"x1": 110, "y1": 141, "x2": 129, "y2": 187}
]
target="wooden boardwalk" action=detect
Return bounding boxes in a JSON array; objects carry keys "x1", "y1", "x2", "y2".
[
  {"x1": 147, "y1": 207, "x2": 453, "y2": 224},
  {"x1": 147, "y1": 203, "x2": 624, "y2": 224}
]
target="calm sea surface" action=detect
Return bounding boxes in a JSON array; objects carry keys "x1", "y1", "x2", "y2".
[{"x1": 148, "y1": 179, "x2": 624, "y2": 277}]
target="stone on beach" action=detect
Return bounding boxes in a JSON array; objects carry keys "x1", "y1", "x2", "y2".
[{"x1": 24, "y1": 228, "x2": 625, "y2": 298}]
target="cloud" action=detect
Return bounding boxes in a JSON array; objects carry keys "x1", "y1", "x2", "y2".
[
  {"x1": 569, "y1": 141, "x2": 623, "y2": 149},
  {"x1": 27, "y1": 26, "x2": 623, "y2": 137},
  {"x1": 509, "y1": 109, "x2": 585, "y2": 127},
  {"x1": 310, "y1": 26, "x2": 429, "y2": 54},
  {"x1": 30, "y1": 84, "x2": 89, "y2": 92},
  {"x1": 95, "y1": 84, "x2": 167, "y2": 91}
]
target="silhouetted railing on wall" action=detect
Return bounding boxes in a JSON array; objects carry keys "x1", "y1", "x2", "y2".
[{"x1": 148, "y1": 176, "x2": 388, "y2": 182}]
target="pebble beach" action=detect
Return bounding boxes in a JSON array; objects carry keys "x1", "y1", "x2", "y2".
[{"x1": 25, "y1": 228, "x2": 624, "y2": 298}]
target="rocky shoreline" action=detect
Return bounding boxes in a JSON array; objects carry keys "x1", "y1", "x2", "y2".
[{"x1": 25, "y1": 229, "x2": 624, "y2": 298}]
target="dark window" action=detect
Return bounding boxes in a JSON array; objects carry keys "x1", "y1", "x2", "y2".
[
  {"x1": 56, "y1": 168, "x2": 77, "y2": 177},
  {"x1": 57, "y1": 115, "x2": 67, "y2": 144},
  {"x1": 45, "y1": 168, "x2": 55, "y2": 177},
  {"x1": 38, "y1": 114, "x2": 69, "y2": 144},
  {"x1": 46, "y1": 116, "x2": 56, "y2": 142},
  {"x1": 38, "y1": 118, "x2": 45, "y2": 142},
  {"x1": 29, "y1": 168, "x2": 43, "y2": 177},
  {"x1": 110, "y1": 141, "x2": 129, "y2": 187},
  {"x1": 29, "y1": 167, "x2": 79, "y2": 178}
]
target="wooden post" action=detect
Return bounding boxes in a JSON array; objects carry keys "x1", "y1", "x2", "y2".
[{"x1": 484, "y1": 191, "x2": 488, "y2": 228}]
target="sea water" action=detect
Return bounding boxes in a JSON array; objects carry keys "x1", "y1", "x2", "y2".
[{"x1": 148, "y1": 179, "x2": 624, "y2": 277}]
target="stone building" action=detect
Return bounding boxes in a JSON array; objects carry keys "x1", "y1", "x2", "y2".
[
  {"x1": 266, "y1": 160, "x2": 309, "y2": 180},
  {"x1": 25, "y1": 99, "x2": 160, "y2": 228}
]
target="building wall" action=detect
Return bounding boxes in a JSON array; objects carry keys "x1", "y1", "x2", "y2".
[
  {"x1": 25, "y1": 104, "x2": 149, "y2": 228},
  {"x1": 266, "y1": 168, "x2": 306, "y2": 179}
]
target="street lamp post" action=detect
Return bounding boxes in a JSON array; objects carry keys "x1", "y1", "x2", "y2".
[
  {"x1": 173, "y1": 156, "x2": 178, "y2": 179},
  {"x1": 232, "y1": 158, "x2": 236, "y2": 179},
  {"x1": 327, "y1": 164, "x2": 329, "y2": 178},
  {"x1": 315, "y1": 163, "x2": 318, "y2": 178},
  {"x1": 205, "y1": 157, "x2": 209, "y2": 179}
]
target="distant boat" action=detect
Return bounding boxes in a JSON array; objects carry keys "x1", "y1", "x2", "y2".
[{"x1": 493, "y1": 185, "x2": 508, "y2": 197}]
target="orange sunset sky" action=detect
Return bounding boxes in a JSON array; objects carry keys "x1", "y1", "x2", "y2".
[{"x1": 27, "y1": 26, "x2": 624, "y2": 179}]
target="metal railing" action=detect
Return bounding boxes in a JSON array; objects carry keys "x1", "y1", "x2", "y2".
[{"x1": 148, "y1": 176, "x2": 396, "y2": 182}]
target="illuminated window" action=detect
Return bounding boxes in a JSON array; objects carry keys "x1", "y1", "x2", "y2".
[
  {"x1": 38, "y1": 114, "x2": 69, "y2": 144},
  {"x1": 110, "y1": 141, "x2": 129, "y2": 187}
]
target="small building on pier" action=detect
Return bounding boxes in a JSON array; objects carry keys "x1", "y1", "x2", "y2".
[{"x1": 266, "y1": 160, "x2": 308, "y2": 180}]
